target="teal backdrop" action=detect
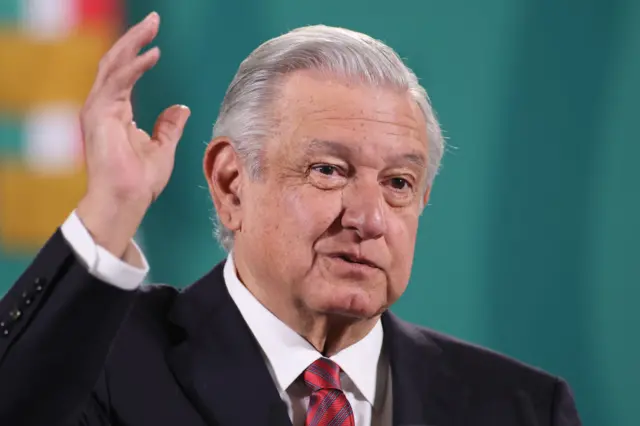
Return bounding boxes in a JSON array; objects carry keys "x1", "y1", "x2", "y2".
[{"x1": 2, "y1": 1, "x2": 639, "y2": 425}]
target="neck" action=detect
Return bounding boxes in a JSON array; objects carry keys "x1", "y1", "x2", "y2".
[
  {"x1": 233, "y1": 254, "x2": 380, "y2": 356},
  {"x1": 296, "y1": 310, "x2": 380, "y2": 356},
  {"x1": 251, "y1": 280, "x2": 380, "y2": 356}
]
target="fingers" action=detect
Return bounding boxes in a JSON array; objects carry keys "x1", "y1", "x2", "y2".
[
  {"x1": 128, "y1": 122, "x2": 151, "y2": 145},
  {"x1": 152, "y1": 105, "x2": 191, "y2": 149},
  {"x1": 108, "y1": 46, "x2": 160, "y2": 99},
  {"x1": 97, "y1": 12, "x2": 160, "y2": 84},
  {"x1": 86, "y1": 12, "x2": 160, "y2": 107}
]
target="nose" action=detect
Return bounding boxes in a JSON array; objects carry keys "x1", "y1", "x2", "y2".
[{"x1": 340, "y1": 179, "x2": 387, "y2": 240}]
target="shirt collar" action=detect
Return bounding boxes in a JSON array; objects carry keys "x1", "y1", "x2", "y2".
[{"x1": 223, "y1": 252, "x2": 383, "y2": 405}]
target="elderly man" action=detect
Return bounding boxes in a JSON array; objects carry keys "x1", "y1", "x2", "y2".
[{"x1": 0, "y1": 12, "x2": 580, "y2": 426}]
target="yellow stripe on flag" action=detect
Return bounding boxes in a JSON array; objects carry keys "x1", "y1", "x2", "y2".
[
  {"x1": 0, "y1": 27, "x2": 113, "y2": 112},
  {"x1": 0, "y1": 162, "x2": 86, "y2": 251}
]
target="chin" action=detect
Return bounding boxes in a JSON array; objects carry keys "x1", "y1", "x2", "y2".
[{"x1": 312, "y1": 290, "x2": 386, "y2": 320}]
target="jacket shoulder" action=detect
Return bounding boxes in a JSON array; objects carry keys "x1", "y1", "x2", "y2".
[
  {"x1": 410, "y1": 322, "x2": 561, "y2": 395},
  {"x1": 394, "y1": 318, "x2": 580, "y2": 424}
]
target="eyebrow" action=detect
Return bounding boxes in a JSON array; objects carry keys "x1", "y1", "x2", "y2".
[
  {"x1": 306, "y1": 138, "x2": 427, "y2": 169},
  {"x1": 305, "y1": 139, "x2": 352, "y2": 158},
  {"x1": 387, "y1": 152, "x2": 427, "y2": 169}
]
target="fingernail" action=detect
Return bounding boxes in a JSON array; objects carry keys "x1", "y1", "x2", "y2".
[
  {"x1": 179, "y1": 105, "x2": 191, "y2": 122},
  {"x1": 145, "y1": 11, "x2": 158, "y2": 23}
]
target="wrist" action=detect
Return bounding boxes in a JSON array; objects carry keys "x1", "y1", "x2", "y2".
[{"x1": 76, "y1": 192, "x2": 150, "y2": 259}]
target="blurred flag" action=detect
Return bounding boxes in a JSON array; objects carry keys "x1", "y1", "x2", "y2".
[{"x1": 0, "y1": 0, "x2": 121, "y2": 252}]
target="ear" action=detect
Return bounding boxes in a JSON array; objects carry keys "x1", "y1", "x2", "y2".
[
  {"x1": 203, "y1": 137, "x2": 243, "y2": 232},
  {"x1": 422, "y1": 185, "x2": 432, "y2": 207}
]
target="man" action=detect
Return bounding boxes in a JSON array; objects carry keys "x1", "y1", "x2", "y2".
[{"x1": 0, "y1": 11, "x2": 581, "y2": 426}]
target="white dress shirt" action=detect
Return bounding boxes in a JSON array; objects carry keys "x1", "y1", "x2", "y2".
[{"x1": 60, "y1": 211, "x2": 392, "y2": 425}]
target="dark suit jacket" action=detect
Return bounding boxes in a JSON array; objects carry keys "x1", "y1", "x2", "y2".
[{"x1": 0, "y1": 230, "x2": 581, "y2": 426}]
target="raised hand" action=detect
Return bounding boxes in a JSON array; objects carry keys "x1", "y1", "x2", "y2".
[{"x1": 76, "y1": 12, "x2": 190, "y2": 260}]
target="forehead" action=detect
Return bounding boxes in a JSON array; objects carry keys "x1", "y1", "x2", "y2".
[{"x1": 271, "y1": 70, "x2": 428, "y2": 157}]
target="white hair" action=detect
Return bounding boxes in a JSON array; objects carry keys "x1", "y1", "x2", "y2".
[{"x1": 211, "y1": 25, "x2": 445, "y2": 251}]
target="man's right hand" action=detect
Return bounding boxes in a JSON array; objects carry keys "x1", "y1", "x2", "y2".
[{"x1": 76, "y1": 11, "x2": 190, "y2": 261}]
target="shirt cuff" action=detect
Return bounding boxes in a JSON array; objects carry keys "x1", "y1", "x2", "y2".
[{"x1": 60, "y1": 210, "x2": 150, "y2": 290}]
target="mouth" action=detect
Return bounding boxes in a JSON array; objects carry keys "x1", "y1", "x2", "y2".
[{"x1": 330, "y1": 253, "x2": 379, "y2": 269}]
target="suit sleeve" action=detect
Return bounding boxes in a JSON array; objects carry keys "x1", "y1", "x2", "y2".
[
  {"x1": 0, "y1": 230, "x2": 139, "y2": 425},
  {"x1": 551, "y1": 378, "x2": 582, "y2": 426},
  {"x1": 61, "y1": 210, "x2": 149, "y2": 289}
]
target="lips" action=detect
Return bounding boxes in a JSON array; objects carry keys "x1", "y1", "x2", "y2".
[{"x1": 330, "y1": 252, "x2": 380, "y2": 269}]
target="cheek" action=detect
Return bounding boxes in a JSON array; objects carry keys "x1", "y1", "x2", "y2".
[
  {"x1": 251, "y1": 185, "x2": 342, "y2": 246},
  {"x1": 387, "y1": 212, "x2": 420, "y2": 276},
  {"x1": 283, "y1": 189, "x2": 342, "y2": 240}
]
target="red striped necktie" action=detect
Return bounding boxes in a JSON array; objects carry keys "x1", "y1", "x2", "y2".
[{"x1": 303, "y1": 358, "x2": 355, "y2": 426}]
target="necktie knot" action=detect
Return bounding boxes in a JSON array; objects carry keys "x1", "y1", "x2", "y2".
[
  {"x1": 303, "y1": 358, "x2": 354, "y2": 426},
  {"x1": 303, "y1": 358, "x2": 343, "y2": 392}
]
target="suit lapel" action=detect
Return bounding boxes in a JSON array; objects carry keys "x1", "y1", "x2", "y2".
[
  {"x1": 165, "y1": 261, "x2": 291, "y2": 426},
  {"x1": 382, "y1": 312, "x2": 470, "y2": 426}
]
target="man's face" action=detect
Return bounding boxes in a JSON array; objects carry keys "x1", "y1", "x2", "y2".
[{"x1": 234, "y1": 70, "x2": 429, "y2": 320}]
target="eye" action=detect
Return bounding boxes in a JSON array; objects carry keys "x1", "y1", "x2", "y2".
[
  {"x1": 388, "y1": 177, "x2": 411, "y2": 191},
  {"x1": 311, "y1": 164, "x2": 342, "y2": 176},
  {"x1": 308, "y1": 163, "x2": 348, "y2": 190}
]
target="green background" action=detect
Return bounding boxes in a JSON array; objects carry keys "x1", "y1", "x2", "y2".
[{"x1": 2, "y1": 1, "x2": 639, "y2": 425}]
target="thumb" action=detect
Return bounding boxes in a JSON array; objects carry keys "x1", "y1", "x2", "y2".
[{"x1": 152, "y1": 104, "x2": 190, "y2": 148}]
